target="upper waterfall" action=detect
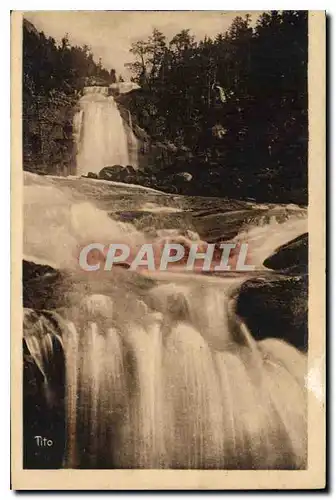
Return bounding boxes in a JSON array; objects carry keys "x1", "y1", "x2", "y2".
[{"x1": 73, "y1": 86, "x2": 138, "y2": 176}]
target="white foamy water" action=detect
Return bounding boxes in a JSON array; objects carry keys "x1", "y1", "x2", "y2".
[
  {"x1": 24, "y1": 281, "x2": 307, "y2": 469},
  {"x1": 23, "y1": 177, "x2": 144, "y2": 269},
  {"x1": 233, "y1": 212, "x2": 308, "y2": 269},
  {"x1": 23, "y1": 172, "x2": 308, "y2": 469},
  {"x1": 73, "y1": 86, "x2": 138, "y2": 176}
]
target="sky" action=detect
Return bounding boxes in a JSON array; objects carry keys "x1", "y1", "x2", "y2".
[{"x1": 25, "y1": 11, "x2": 263, "y2": 78}]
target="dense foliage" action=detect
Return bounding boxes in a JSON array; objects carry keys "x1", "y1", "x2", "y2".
[
  {"x1": 125, "y1": 11, "x2": 308, "y2": 203},
  {"x1": 22, "y1": 19, "x2": 117, "y2": 173},
  {"x1": 23, "y1": 12, "x2": 308, "y2": 204}
]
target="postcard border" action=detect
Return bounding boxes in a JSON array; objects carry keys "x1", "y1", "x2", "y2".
[{"x1": 11, "y1": 10, "x2": 326, "y2": 490}]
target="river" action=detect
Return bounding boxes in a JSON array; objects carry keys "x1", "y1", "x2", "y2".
[{"x1": 22, "y1": 171, "x2": 308, "y2": 469}]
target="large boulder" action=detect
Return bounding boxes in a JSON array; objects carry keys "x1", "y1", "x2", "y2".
[
  {"x1": 237, "y1": 274, "x2": 308, "y2": 351},
  {"x1": 263, "y1": 233, "x2": 308, "y2": 273},
  {"x1": 237, "y1": 233, "x2": 308, "y2": 351},
  {"x1": 23, "y1": 260, "x2": 65, "y2": 310},
  {"x1": 99, "y1": 165, "x2": 127, "y2": 182},
  {"x1": 87, "y1": 171, "x2": 98, "y2": 179},
  {"x1": 125, "y1": 165, "x2": 137, "y2": 176}
]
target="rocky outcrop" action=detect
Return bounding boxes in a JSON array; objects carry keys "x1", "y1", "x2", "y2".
[
  {"x1": 98, "y1": 165, "x2": 140, "y2": 182},
  {"x1": 99, "y1": 165, "x2": 127, "y2": 181},
  {"x1": 23, "y1": 308, "x2": 66, "y2": 469},
  {"x1": 237, "y1": 232, "x2": 308, "y2": 351},
  {"x1": 23, "y1": 260, "x2": 67, "y2": 468},
  {"x1": 263, "y1": 233, "x2": 308, "y2": 273},
  {"x1": 87, "y1": 172, "x2": 98, "y2": 179},
  {"x1": 237, "y1": 274, "x2": 308, "y2": 351},
  {"x1": 23, "y1": 260, "x2": 66, "y2": 310}
]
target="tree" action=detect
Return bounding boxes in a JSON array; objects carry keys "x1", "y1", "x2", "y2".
[
  {"x1": 126, "y1": 28, "x2": 167, "y2": 90},
  {"x1": 125, "y1": 11, "x2": 308, "y2": 203},
  {"x1": 110, "y1": 69, "x2": 116, "y2": 83},
  {"x1": 22, "y1": 19, "x2": 117, "y2": 173}
]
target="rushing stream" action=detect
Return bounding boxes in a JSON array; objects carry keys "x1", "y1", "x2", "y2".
[
  {"x1": 23, "y1": 171, "x2": 308, "y2": 469},
  {"x1": 73, "y1": 86, "x2": 138, "y2": 176}
]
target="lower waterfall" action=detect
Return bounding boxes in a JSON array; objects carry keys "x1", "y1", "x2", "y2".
[{"x1": 23, "y1": 173, "x2": 308, "y2": 469}]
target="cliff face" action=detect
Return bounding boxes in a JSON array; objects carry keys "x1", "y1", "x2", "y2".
[{"x1": 23, "y1": 93, "x2": 77, "y2": 175}]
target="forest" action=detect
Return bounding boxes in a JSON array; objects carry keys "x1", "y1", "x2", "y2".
[
  {"x1": 22, "y1": 11, "x2": 308, "y2": 204},
  {"x1": 22, "y1": 19, "x2": 118, "y2": 175}
]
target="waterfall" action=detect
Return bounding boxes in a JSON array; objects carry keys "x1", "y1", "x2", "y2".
[
  {"x1": 73, "y1": 86, "x2": 138, "y2": 176},
  {"x1": 24, "y1": 282, "x2": 307, "y2": 469},
  {"x1": 23, "y1": 173, "x2": 308, "y2": 469}
]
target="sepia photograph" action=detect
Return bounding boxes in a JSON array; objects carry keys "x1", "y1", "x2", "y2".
[{"x1": 11, "y1": 9, "x2": 325, "y2": 490}]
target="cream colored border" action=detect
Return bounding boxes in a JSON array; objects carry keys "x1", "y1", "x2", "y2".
[{"x1": 11, "y1": 11, "x2": 326, "y2": 490}]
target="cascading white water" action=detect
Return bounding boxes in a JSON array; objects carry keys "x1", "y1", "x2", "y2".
[
  {"x1": 74, "y1": 86, "x2": 138, "y2": 176},
  {"x1": 23, "y1": 173, "x2": 308, "y2": 469},
  {"x1": 24, "y1": 283, "x2": 307, "y2": 469}
]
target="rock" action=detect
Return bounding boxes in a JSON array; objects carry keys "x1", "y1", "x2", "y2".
[
  {"x1": 237, "y1": 274, "x2": 308, "y2": 351},
  {"x1": 23, "y1": 308, "x2": 66, "y2": 469},
  {"x1": 87, "y1": 172, "x2": 98, "y2": 179},
  {"x1": 263, "y1": 233, "x2": 308, "y2": 273},
  {"x1": 99, "y1": 165, "x2": 127, "y2": 182},
  {"x1": 125, "y1": 165, "x2": 136, "y2": 175},
  {"x1": 23, "y1": 260, "x2": 66, "y2": 310}
]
